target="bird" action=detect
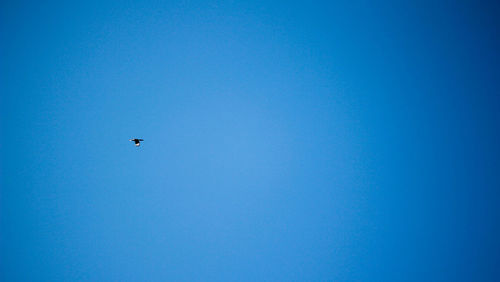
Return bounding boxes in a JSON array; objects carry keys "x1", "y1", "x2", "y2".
[{"x1": 129, "y1": 138, "x2": 144, "y2": 147}]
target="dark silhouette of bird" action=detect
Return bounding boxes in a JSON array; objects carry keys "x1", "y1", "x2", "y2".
[{"x1": 129, "y1": 138, "x2": 144, "y2": 147}]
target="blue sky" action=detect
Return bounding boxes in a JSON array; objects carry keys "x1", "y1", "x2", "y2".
[{"x1": 1, "y1": 0, "x2": 499, "y2": 281}]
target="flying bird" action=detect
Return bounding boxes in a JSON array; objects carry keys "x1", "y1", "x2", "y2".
[{"x1": 129, "y1": 138, "x2": 144, "y2": 147}]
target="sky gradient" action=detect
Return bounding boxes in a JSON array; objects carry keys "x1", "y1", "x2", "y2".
[{"x1": 1, "y1": 0, "x2": 499, "y2": 281}]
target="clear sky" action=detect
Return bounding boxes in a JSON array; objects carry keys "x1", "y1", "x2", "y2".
[{"x1": 1, "y1": 0, "x2": 499, "y2": 281}]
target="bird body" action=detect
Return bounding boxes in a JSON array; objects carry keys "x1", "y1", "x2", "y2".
[{"x1": 129, "y1": 138, "x2": 144, "y2": 147}]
